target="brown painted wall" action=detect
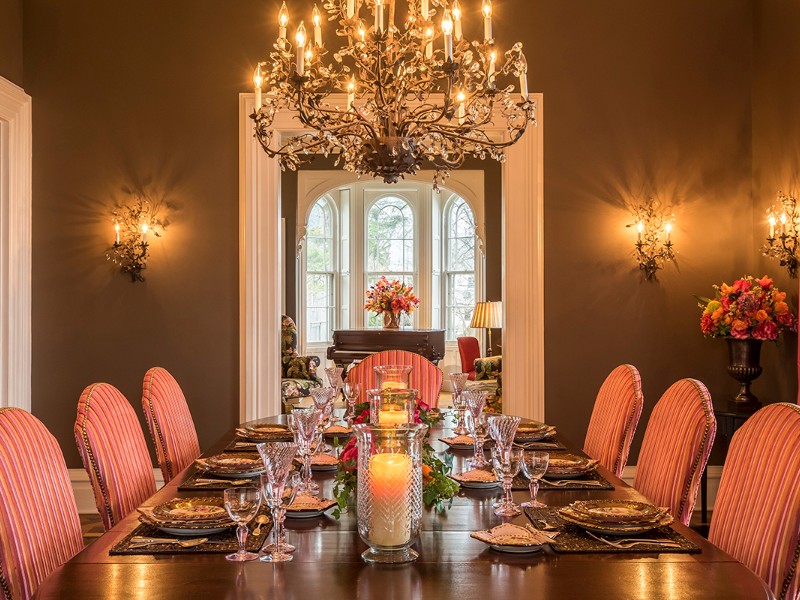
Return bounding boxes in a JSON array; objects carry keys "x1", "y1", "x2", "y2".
[
  {"x1": 752, "y1": 0, "x2": 800, "y2": 406},
  {"x1": 20, "y1": 0, "x2": 795, "y2": 470},
  {"x1": 0, "y1": 0, "x2": 23, "y2": 85}
]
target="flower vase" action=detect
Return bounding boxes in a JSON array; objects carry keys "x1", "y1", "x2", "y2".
[
  {"x1": 354, "y1": 423, "x2": 427, "y2": 564},
  {"x1": 382, "y1": 311, "x2": 401, "y2": 329},
  {"x1": 726, "y1": 338, "x2": 763, "y2": 414}
]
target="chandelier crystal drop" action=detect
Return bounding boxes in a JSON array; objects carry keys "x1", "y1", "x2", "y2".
[{"x1": 251, "y1": 0, "x2": 536, "y2": 188}]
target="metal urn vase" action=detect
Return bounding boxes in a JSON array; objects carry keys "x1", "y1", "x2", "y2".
[{"x1": 726, "y1": 338, "x2": 763, "y2": 413}]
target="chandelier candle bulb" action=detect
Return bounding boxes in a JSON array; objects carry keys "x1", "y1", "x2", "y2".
[
  {"x1": 295, "y1": 22, "x2": 306, "y2": 75},
  {"x1": 487, "y1": 51, "x2": 496, "y2": 85},
  {"x1": 375, "y1": 0, "x2": 384, "y2": 33},
  {"x1": 769, "y1": 215, "x2": 776, "y2": 238},
  {"x1": 141, "y1": 223, "x2": 149, "y2": 244},
  {"x1": 367, "y1": 453, "x2": 412, "y2": 547},
  {"x1": 482, "y1": 0, "x2": 492, "y2": 41},
  {"x1": 637, "y1": 221, "x2": 643, "y2": 242},
  {"x1": 114, "y1": 223, "x2": 120, "y2": 245},
  {"x1": 347, "y1": 78, "x2": 355, "y2": 110},
  {"x1": 781, "y1": 212, "x2": 788, "y2": 236},
  {"x1": 312, "y1": 5, "x2": 322, "y2": 45},
  {"x1": 253, "y1": 67, "x2": 263, "y2": 111},
  {"x1": 452, "y1": 0, "x2": 463, "y2": 39},
  {"x1": 665, "y1": 221, "x2": 672, "y2": 242},
  {"x1": 421, "y1": 0, "x2": 429, "y2": 20},
  {"x1": 347, "y1": 0, "x2": 354, "y2": 18},
  {"x1": 278, "y1": 1, "x2": 288, "y2": 39},
  {"x1": 442, "y1": 11, "x2": 453, "y2": 60}
]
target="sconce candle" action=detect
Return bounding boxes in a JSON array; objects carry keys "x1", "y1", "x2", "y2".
[
  {"x1": 106, "y1": 197, "x2": 166, "y2": 282},
  {"x1": 762, "y1": 192, "x2": 799, "y2": 278},
  {"x1": 628, "y1": 199, "x2": 676, "y2": 281}
]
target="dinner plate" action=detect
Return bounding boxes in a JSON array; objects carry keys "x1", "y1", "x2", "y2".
[
  {"x1": 197, "y1": 453, "x2": 267, "y2": 478},
  {"x1": 150, "y1": 497, "x2": 230, "y2": 523},
  {"x1": 489, "y1": 543, "x2": 544, "y2": 554},
  {"x1": 155, "y1": 524, "x2": 232, "y2": 536},
  {"x1": 568, "y1": 499, "x2": 664, "y2": 524},
  {"x1": 558, "y1": 511, "x2": 674, "y2": 536}
]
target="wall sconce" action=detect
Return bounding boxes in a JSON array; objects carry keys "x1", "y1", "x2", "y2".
[
  {"x1": 105, "y1": 197, "x2": 166, "y2": 282},
  {"x1": 627, "y1": 199, "x2": 676, "y2": 281},
  {"x1": 762, "y1": 191, "x2": 798, "y2": 278}
]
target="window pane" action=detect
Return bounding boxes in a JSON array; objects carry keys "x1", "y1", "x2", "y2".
[
  {"x1": 306, "y1": 273, "x2": 333, "y2": 343},
  {"x1": 444, "y1": 197, "x2": 477, "y2": 341},
  {"x1": 446, "y1": 273, "x2": 475, "y2": 341},
  {"x1": 306, "y1": 198, "x2": 335, "y2": 344},
  {"x1": 367, "y1": 197, "x2": 414, "y2": 272}
]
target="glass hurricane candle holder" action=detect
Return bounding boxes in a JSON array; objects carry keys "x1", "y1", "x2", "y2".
[
  {"x1": 374, "y1": 365, "x2": 412, "y2": 390},
  {"x1": 354, "y1": 423, "x2": 428, "y2": 564},
  {"x1": 368, "y1": 388, "x2": 417, "y2": 425}
]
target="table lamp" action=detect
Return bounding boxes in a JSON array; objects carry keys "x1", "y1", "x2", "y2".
[{"x1": 470, "y1": 301, "x2": 502, "y2": 356}]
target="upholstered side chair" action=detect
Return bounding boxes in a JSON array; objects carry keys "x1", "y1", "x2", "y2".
[
  {"x1": 281, "y1": 315, "x2": 323, "y2": 410},
  {"x1": 344, "y1": 349, "x2": 443, "y2": 408},
  {"x1": 633, "y1": 378, "x2": 717, "y2": 526},
  {"x1": 709, "y1": 402, "x2": 800, "y2": 600},
  {"x1": 74, "y1": 382, "x2": 157, "y2": 531},
  {"x1": 582, "y1": 364, "x2": 644, "y2": 477},
  {"x1": 457, "y1": 336, "x2": 481, "y2": 380},
  {"x1": 141, "y1": 367, "x2": 201, "y2": 483},
  {"x1": 0, "y1": 408, "x2": 84, "y2": 600}
]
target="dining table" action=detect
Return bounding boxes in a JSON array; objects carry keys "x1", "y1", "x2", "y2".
[{"x1": 34, "y1": 412, "x2": 774, "y2": 599}]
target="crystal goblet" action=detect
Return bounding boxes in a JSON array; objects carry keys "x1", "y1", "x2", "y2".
[
  {"x1": 487, "y1": 414, "x2": 521, "y2": 455},
  {"x1": 449, "y1": 372, "x2": 470, "y2": 435},
  {"x1": 325, "y1": 366, "x2": 344, "y2": 393},
  {"x1": 223, "y1": 486, "x2": 262, "y2": 562},
  {"x1": 520, "y1": 451, "x2": 549, "y2": 508},
  {"x1": 290, "y1": 406, "x2": 322, "y2": 495},
  {"x1": 463, "y1": 389, "x2": 490, "y2": 468},
  {"x1": 491, "y1": 446, "x2": 523, "y2": 517},
  {"x1": 342, "y1": 381, "x2": 362, "y2": 426},
  {"x1": 260, "y1": 471, "x2": 300, "y2": 556},
  {"x1": 257, "y1": 442, "x2": 298, "y2": 562}
]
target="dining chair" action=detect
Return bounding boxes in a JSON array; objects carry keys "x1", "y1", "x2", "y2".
[
  {"x1": 457, "y1": 336, "x2": 481, "y2": 380},
  {"x1": 344, "y1": 350, "x2": 443, "y2": 408},
  {"x1": 141, "y1": 366, "x2": 201, "y2": 483},
  {"x1": 74, "y1": 382, "x2": 157, "y2": 531},
  {"x1": 709, "y1": 402, "x2": 800, "y2": 600},
  {"x1": 582, "y1": 364, "x2": 644, "y2": 477},
  {"x1": 0, "y1": 408, "x2": 84, "y2": 600},
  {"x1": 633, "y1": 378, "x2": 716, "y2": 526}
]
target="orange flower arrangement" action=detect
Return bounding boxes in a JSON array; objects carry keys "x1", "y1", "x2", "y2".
[{"x1": 364, "y1": 276, "x2": 420, "y2": 315}]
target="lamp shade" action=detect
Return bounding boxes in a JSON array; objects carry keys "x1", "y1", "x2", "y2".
[{"x1": 470, "y1": 301, "x2": 502, "y2": 329}]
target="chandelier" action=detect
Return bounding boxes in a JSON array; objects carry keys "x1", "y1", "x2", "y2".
[{"x1": 251, "y1": 0, "x2": 536, "y2": 188}]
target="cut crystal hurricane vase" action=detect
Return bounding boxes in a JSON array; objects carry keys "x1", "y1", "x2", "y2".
[{"x1": 354, "y1": 422, "x2": 428, "y2": 564}]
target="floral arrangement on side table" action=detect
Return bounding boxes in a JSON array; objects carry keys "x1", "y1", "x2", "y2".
[
  {"x1": 331, "y1": 400, "x2": 459, "y2": 517},
  {"x1": 364, "y1": 276, "x2": 420, "y2": 327},
  {"x1": 696, "y1": 275, "x2": 796, "y2": 339}
]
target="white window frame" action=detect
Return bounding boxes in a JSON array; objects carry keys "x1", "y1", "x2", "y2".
[
  {"x1": 302, "y1": 195, "x2": 338, "y2": 353},
  {"x1": 240, "y1": 92, "x2": 544, "y2": 422},
  {"x1": 0, "y1": 77, "x2": 32, "y2": 411},
  {"x1": 442, "y1": 194, "x2": 480, "y2": 343}
]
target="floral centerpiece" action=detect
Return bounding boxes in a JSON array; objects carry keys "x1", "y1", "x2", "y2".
[
  {"x1": 364, "y1": 276, "x2": 420, "y2": 329},
  {"x1": 331, "y1": 400, "x2": 458, "y2": 517},
  {"x1": 696, "y1": 275, "x2": 796, "y2": 339}
]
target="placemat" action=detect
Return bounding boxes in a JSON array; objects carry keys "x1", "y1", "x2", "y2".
[
  {"x1": 511, "y1": 470, "x2": 615, "y2": 491},
  {"x1": 178, "y1": 471, "x2": 261, "y2": 491},
  {"x1": 110, "y1": 510, "x2": 272, "y2": 555},
  {"x1": 524, "y1": 507, "x2": 699, "y2": 554}
]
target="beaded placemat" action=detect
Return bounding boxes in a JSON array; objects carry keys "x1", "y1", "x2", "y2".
[
  {"x1": 110, "y1": 510, "x2": 272, "y2": 555},
  {"x1": 524, "y1": 507, "x2": 699, "y2": 554},
  {"x1": 512, "y1": 470, "x2": 615, "y2": 491}
]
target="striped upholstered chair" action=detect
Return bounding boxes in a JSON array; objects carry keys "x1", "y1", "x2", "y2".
[
  {"x1": 709, "y1": 402, "x2": 800, "y2": 600},
  {"x1": 141, "y1": 367, "x2": 201, "y2": 483},
  {"x1": 0, "y1": 408, "x2": 84, "y2": 600},
  {"x1": 633, "y1": 379, "x2": 716, "y2": 526},
  {"x1": 74, "y1": 383, "x2": 157, "y2": 531},
  {"x1": 344, "y1": 350, "x2": 443, "y2": 408},
  {"x1": 582, "y1": 364, "x2": 644, "y2": 477}
]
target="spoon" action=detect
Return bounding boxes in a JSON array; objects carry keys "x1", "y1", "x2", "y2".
[{"x1": 252, "y1": 515, "x2": 269, "y2": 537}]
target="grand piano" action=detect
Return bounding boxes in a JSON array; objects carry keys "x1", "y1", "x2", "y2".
[{"x1": 326, "y1": 328, "x2": 446, "y2": 369}]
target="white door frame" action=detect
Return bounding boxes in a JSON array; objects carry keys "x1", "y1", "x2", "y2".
[
  {"x1": 239, "y1": 93, "x2": 544, "y2": 421},
  {"x1": 0, "y1": 77, "x2": 32, "y2": 411}
]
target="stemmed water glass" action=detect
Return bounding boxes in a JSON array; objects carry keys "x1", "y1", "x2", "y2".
[
  {"x1": 310, "y1": 387, "x2": 336, "y2": 451},
  {"x1": 289, "y1": 406, "x2": 322, "y2": 495},
  {"x1": 491, "y1": 446, "x2": 523, "y2": 517},
  {"x1": 488, "y1": 414, "x2": 521, "y2": 455},
  {"x1": 260, "y1": 471, "x2": 301, "y2": 556},
  {"x1": 342, "y1": 381, "x2": 362, "y2": 426},
  {"x1": 325, "y1": 366, "x2": 344, "y2": 393},
  {"x1": 223, "y1": 486, "x2": 262, "y2": 562},
  {"x1": 520, "y1": 451, "x2": 549, "y2": 508},
  {"x1": 449, "y1": 372, "x2": 470, "y2": 435},
  {"x1": 257, "y1": 441, "x2": 298, "y2": 562},
  {"x1": 463, "y1": 389, "x2": 490, "y2": 468}
]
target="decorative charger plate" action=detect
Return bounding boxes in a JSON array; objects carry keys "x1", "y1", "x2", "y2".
[
  {"x1": 196, "y1": 453, "x2": 266, "y2": 478},
  {"x1": 558, "y1": 509, "x2": 674, "y2": 536},
  {"x1": 568, "y1": 499, "x2": 665, "y2": 524},
  {"x1": 236, "y1": 423, "x2": 293, "y2": 442},
  {"x1": 449, "y1": 469, "x2": 501, "y2": 489},
  {"x1": 149, "y1": 497, "x2": 230, "y2": 523},
  {"x1": 515, "y1": 422, "x2": 557, "y2": 441},
  {"x1": 544, "y1": 454, "x2": 599, "y2": 479}
]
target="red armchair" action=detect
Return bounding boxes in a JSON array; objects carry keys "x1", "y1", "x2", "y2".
[{"x1": 457, "y1": 337, "x2": 481, "y2": 380}]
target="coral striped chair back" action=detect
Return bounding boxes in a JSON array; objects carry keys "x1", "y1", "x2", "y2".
[
  {"x1": 582, "y1": 364, "x2": 643, "y2": 477},
  {"x1": 0, "y1": 408, "x2": 84, "y2": 600},
  {"x1": 633, "y1": 379, "x2": 716, "y2": 526},
  {"x1": 74, "y1": 383, "x2": 157, "y2": 531},
  {"x1": 142, "y1": 367, "x2": 201, "y2": 483},
  {"x1": 709, "y1": 402, "x2": 800, "y2": 600},
  {"x1": 345, "y1": 350, "x2": 443, "y2": 408}
]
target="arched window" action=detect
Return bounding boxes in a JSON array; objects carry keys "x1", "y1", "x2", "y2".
[
  {"x1": 366, "y1": 196, "x2": 415, "y2": 328},
  {"x1": 305, "y1": 197, "x2": 335, "y2": 343},
  {"x1": 444, "y1": 196, "x2": 476, "y2": 341}
]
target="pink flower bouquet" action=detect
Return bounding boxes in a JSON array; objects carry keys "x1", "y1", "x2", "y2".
[{"x1": 364, "y1": 276, "x2": 420, "y2": 315}]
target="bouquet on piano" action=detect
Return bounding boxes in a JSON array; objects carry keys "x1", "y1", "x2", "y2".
[{"x1": 364, "y1": 276, "x2": 421, "y2": 315}]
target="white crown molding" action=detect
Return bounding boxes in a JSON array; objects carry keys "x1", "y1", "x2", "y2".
[
  {"x1": 240, "y1": 92, "x2": 544, "y2": 422},
  {"x1": 0, "y1": 77, "x2": 32, "y2": 412}
]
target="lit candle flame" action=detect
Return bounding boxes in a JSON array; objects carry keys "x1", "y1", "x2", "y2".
[
  {"x1": 452, "y1": 0, "x2": 462, "y2": 21},
  {"x1": 312, "y1": 5, "x2": 321, "y2": 27},
  {"x1": 279, "y1": 1, "x2": 289, "y2": 27},
  {"x1": 482, "y1": 0, "x2": 492, "y2": 19},
  {"x1": 296, "y1": 22, "x2": 307, "y2": 47},
  {"x1": 442, "y1": 10, "x2": 453, "y2": 35},
  {"x1": 253, "y1": 66, "x2": 262, "y2": 88}
]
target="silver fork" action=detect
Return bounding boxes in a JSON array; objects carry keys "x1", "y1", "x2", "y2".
[{"x1": 585, "y1": 531, "x2": 681, "y2": 549}]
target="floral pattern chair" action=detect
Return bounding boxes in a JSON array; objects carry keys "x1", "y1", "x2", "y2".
[
  {"x1": 281, "y1": 315, "x2": 322, "y2": 411},
  {"x1": 467, "y1": 355, "x2": 502, "y2": 412}
]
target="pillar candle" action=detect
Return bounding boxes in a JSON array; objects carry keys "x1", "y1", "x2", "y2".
[
  {"x1": 378, "y1": 408, "x2": 409, "y2": 425},
  {"x1": 380, "y1": 380, "x2": 408, "y2": 390},
  {"x1": 368, "y1": 453, "x2": 412, "y2": 546}
]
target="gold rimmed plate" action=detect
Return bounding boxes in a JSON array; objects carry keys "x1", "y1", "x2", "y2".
[
  {"x1": 148, "y1": 497, "x2": 231, "y2": 523},
  {"x1": 544, "y1": 454, "x2": 598, "y2": 479},
  {"x1": 196, "y1": 453, "x2": 266, "y2": 478},
  {"x1": 558, "y1": 507, "x2": 674, "y2": 536},
  {"x1": 568, "y1": 499, "x2": 665, "y2": 524}
]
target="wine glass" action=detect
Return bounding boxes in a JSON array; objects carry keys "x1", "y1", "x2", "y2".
[
  {"x1": 223, "y1": 486, "x2": 262, "y2": 562},
  {"x1": 463, "y1": 389, "x2": 489, "y2": 468},
  {"x1": 488, "y1": 414, "x2": 521, "y2": 455},
  {"x1": 290, "y1": 406, "x2": 322, "y2": 495},
  {"x1": 258, "y1": 443, "x2": 298, "y2": 562},
  {"x1": 520, "y1": 451, "x2": 549, "y2": 508},
  {"x1": 491, "y1": 446, "x2": 522, "y2": 517},
  {"x1": 325, "y1": 366, "x2": 344, "y2": 394},
  {"x1": 449, "y1": 372, "x2": 470, "y2": 435},
  {"x1": 260, "y1": 471, "x2": 301, "y2": 557},
  {"x1": 342, "y1": 381, "x2": 362, "y2": 426}
]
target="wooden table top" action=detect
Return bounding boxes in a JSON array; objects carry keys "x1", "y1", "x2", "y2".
[{"x1": 34, "y1": 413, "x2": 774, "y2": 600}]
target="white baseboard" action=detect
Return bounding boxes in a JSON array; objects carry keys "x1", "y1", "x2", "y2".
[
  {"x1": 622, "y1": 465, "x2": 723, "y2": 512},
  {"x1": 70, "y1": 468, "x2": 165, "y2": 515}
]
